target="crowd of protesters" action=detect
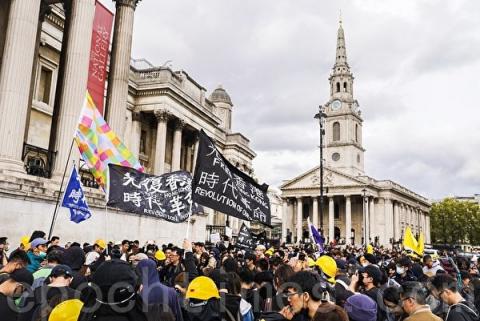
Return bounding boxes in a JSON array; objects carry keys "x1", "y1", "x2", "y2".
[{"x1": 0, "y1": 232, "x2": 480, "y2": 321}]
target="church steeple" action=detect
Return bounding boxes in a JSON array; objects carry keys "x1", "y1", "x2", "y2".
[
  {"x1": 324, "y1": 17, "x2": 365, "y2": 176},
  {"x1": 329, "y1": 18, "x2": 354, "y2": 100},
  {"x1": 334, "y1": 16, "x2": 349, "y2": 69}
]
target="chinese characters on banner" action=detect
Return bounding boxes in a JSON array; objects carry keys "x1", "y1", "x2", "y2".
[
  {"x1": 107, "y1": 164, "x2": 193, "y2": 223},
  {"x1": 192, "y1": 130, "x2": 271, "y2": 226},
  {"x1": 61, "y1": 166, "x2": 92, "y2": 223},
  {"x1": 87, "y1": 1, "x2": 113, "y2": 114},
  {"x1": 236, "y1": 223, "x2": 255, "y2": 249}
]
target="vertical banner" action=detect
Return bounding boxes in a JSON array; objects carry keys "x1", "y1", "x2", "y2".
[{"x1": 87, "y1": 1, "x2": 114, "y2": 115}]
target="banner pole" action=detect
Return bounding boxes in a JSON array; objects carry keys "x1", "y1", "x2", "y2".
[
  {"x1": 185, "y1": 201, "x2": 193, "y2": 240},
  {"x1": 48, "y1": 138, "x2": 75, "y2": 239}
]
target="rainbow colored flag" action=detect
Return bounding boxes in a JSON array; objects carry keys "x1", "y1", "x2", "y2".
[{"x1": 75, "y1": 91, "x2": 143, "y2": 189}]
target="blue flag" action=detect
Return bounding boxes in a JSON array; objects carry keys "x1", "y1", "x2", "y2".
[
  {"x1": 308, "y1": 218, "x2": 325, "y2": 253},
  {"x1": 61, "y1": 166, "x2": 92, "y2": 223}
]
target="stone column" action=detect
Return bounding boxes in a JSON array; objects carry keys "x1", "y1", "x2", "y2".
[
  {"x1": 368, "y1": 198, "x2": 375, "y2": 243},
  {"x1": 0, "y1": 0, "x2": 41, "y2": 171},
  {"x1": 191, "y1": 133, "x2": 200, "y2": 171},
  {"x1": 153, "y1": 109, "x2": 169, "y2": 175},
  {"x1": 312, "y1": 197, "x2": 319, "y2": 228},
  {"x1": 53, "y1": 0, "x2": 96, "y2": 176},
  {"x1": 296, "y1": 198, "x2": 303, "y2": 244},
  {"x1": 106, "y1": 0, "x2": 139, "y2": 139},
  {"x1": 128, "y1": 111, "x2": 141, "y2": 158},
  {"x1": 328, "y1": 197, "x2": 334, "y2": 243},
  {"x1": 393, "y1": 202, "x2": 400, "y2": 241},
  {"x1": 172, "y1": 119, "x2": 185, "y2": 171},
  {"x1": 345, "y1": 195, "x2": 352, "y2": 244},
  {"x1": 384, "y1": 198, "x2": 393, "y2": 246},
  {"x1": 282, "y1": 199, "x2": 288, "y2": 243}
]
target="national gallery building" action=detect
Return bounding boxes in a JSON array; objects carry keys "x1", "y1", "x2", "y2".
[{"x1": 0, "y1": 0, "x2": 275, "y2": 244}]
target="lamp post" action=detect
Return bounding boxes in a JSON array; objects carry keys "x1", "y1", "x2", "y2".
[
  {"x1": 314, "y1": 106, "x2": 327, "y2": 232},
  {"x1": 362, "y1": 188, "x2": 367, "y2": 245}
]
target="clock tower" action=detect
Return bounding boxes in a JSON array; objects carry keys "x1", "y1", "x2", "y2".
[{"x1": 324, "y1": 19, "x2": 365, "y2": 176}]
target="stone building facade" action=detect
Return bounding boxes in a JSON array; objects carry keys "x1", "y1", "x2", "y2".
[
  {"x1": 281, "y1": 21, "x2": 431, "y2": 246},
  {"x1": 0, "y1": 0, "x2": 262, "y2": 245}
]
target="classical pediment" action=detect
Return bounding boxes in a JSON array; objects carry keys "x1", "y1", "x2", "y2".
[{"x1": 280, "y1": 166, "x2": 366, "y2": 190}]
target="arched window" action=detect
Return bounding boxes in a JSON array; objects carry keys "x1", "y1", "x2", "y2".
[
  {"x1": 355, "y1": 124, "x2": 359, "y2": 142},
  {"x1": 333, "y1": 122, "x2": 340, "y2": 141},
  {"x1": 343, "y1": 82, "x2": 348, "y2": 92},
  {"x1": 336, "y1": 82, "x2": 340, "y2": 93}
]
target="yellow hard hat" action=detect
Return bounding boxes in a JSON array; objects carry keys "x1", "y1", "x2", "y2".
[
  {"x1": 94, "y1": 239, "x2": 107, "y2": 249},
  {"x1": 307, "y1": 257, "x2": 316, "y2": 267},
  {"x1": 155, "y1": 250, "x2": 166, "y2": 261},
  {"x1": 20, "y1": 235, "x2": 30, "y2": 251},
  {"x1": 48, "y1": 299, "x2": 83, "y2": 321},
  {"x1": 186, "y1": 276, "x2": 220, "y2": 301},
  {"x1": 315, "y1": 255, "x2": 337, "y2": 282}
]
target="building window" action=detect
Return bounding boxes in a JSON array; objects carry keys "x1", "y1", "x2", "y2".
[
  {"x1": 357, "y1": 154, "x2": 361, "y2": 163},
  {"x1": 333, "y1": 122, "x2": 340, "y2": 141},
  {"x1": 334, "y1": 202, "x2": 340, "y2": 219},
  {"x1": 355, "y1": 124, "x2": 359, "y2": 142},
  {"x1": 36, "y1": 67, "x2": 53, "y2": 104},
  {"x1": 336, "y1": 82, "x2": 341, "y2": 93},
  {"x1": 343, "y1": 82, "x2": 347, "y2": 92},
  {"x1": 139, "y1": 130, "x2": 147, "y2": 155}
]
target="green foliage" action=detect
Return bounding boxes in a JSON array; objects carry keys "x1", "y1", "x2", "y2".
[{"x1": 430, "y1": 198, "x2": 480, "y2": 245}]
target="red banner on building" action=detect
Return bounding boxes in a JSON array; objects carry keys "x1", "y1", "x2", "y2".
[{"x1": 87, "y1": 1, "x2": 113, "y2": 115}]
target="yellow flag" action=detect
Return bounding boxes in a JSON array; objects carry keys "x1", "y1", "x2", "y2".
[
  {"x1": 366, "y1": 244, "x2": 374, "y2": 254},
  {"x1": 403, "y1": 226, "x2": 418, "y2": 252},
  {"x1": 416, "y1": 232, "x2": 425, "y2": 256}
]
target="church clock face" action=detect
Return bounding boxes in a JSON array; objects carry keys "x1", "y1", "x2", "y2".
[{"x1": 331, "y1": 99, "x2": 341, "y2": 111}]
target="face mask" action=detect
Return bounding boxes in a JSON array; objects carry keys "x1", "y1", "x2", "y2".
[
  {"x1": 39, "y1": 252, "x2": 47, "y2": 259},
  {"x1": 361, "y1": 263, "x2": 369, "y2": 267},
  {"x1": 396, "y1": 266, "x2": 405, "y2": 274}
]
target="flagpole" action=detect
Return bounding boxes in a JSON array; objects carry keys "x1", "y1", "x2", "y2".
[
  {"x1": 48, "y1": 138, "x2": 75, "y2": 239},
  {"x1": 185, "y1": 201, "x2": 193, "y2": 240}
]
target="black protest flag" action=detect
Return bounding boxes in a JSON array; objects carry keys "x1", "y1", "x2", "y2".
[
  {"x1": 192, "y1": 130, "x2": 271, "y2": 226},
  {"x1": 107, "y1": 164, "x2": 193, "y2": 223},
  {"x1": 236, "y1": 223, "x2": 255, "y2": 249}
]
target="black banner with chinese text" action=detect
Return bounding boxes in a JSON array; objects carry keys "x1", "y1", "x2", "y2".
[
  {"x1": 107, "y1": 164, "x2": 193, "y2": 223},
  {"x1": 236, "y1": 223, "x2": 255, "y2": 249},
  {"x1": 192, "y1": 130, "x2": 271, "y2": 226}
]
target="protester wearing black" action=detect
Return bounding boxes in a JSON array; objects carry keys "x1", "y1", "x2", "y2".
[
  {"x1": 0, "y1": 268, "x2": 33, "y2": 321},
  {"x1": 18, "y1": 264, "x2": 80, "y2": 321},
  {"x1": 431, "y1": 274, "x2": 480, "y2": 321}
]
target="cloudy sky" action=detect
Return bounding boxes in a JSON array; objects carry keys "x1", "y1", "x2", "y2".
[{"x1": 111, "y1": 0, "x2": 480, "y2": 199}]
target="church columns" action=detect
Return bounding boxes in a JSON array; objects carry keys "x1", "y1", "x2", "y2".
[
  {"x1": 281, "y1": 199, "x2": 288, "y2": 243},
  {"x1": 312, "y1": 197, "x2": 319, "y2": 229},
  {"x1": 345, "y1": 195, "x2": 352, "y2": 245},
  {"x1": 328, "y1": 197, "x2": 334, "y2": 243},
  {"x1": 368, "y1": 197, "x2": 375, "y2": 243},
  {"x1": 106, "y1": 0, "x2": 139, "y2": 139},
  {"x1": 172, "y1": 119, "x2": 185, "y2": 171},
  {"x1": 296, "y1": 197, "x2": 303, "y2": 244},
  {"x1": 52, "y1": 0, "x2": 96, "y2": 177},
  {"x1": 154, "y1": 109, "x2": 169, "y2": 175},
  {"x1": 0, "y1": 0, "x2": 41, "y2": 171}
]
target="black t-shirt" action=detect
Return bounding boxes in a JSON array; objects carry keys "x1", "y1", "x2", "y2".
[
  {"x1": 0, "y1": 293, "x2": 18, "y2": 321},
  {"x1": 446, "y1": 300, "x2": 480, "y2": 321},
  {"x1": 18, "y1": 285, "x2": 80, "y2": 321},
  {"x1": 363, "y1": 287, "x2": 387, "y2": 321}
]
